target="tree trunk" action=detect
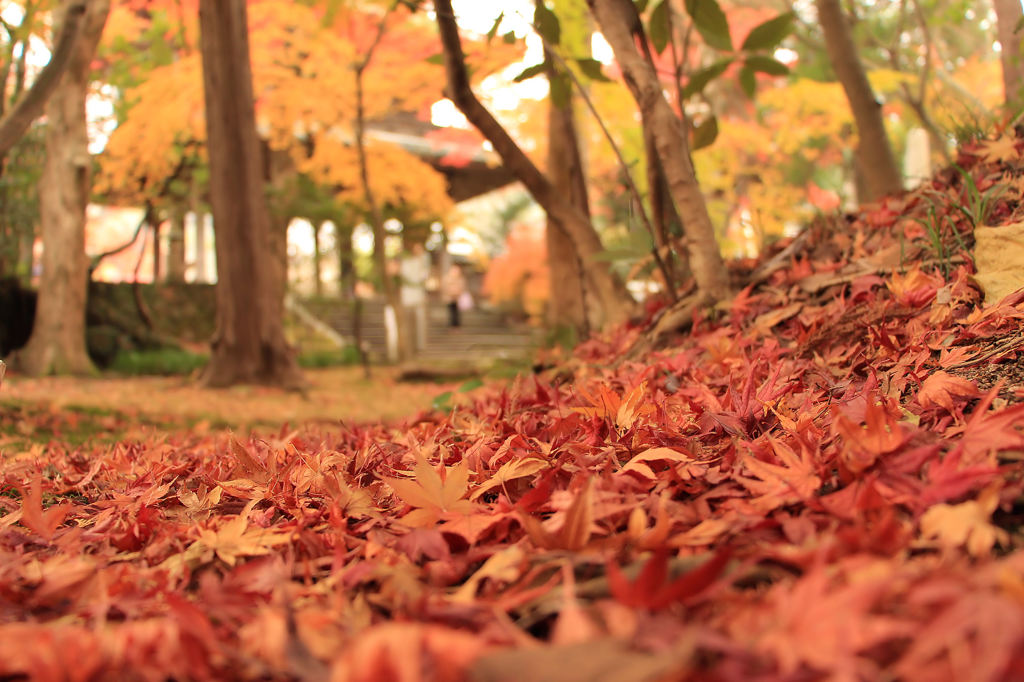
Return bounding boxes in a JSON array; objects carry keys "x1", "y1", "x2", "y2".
[
  {"x1": 354, "y1": 21, "x2": 406, "y2": 361},
  {"x1": 587, "y1": 0, "x2": 729, "y2": 302},
  {"x1": 18, "y1": 0, "x2": 109, "y2": 376},
  {"x1": 338, "y1": 225, "x2": 355, "y2": 299},
  {"x1": 312, "y1": 221, "x2": 323, "y2": 297},
  {"x1": 150, "y1": 221, "x2": 161, "y2": 281},
  {"x1": 197, "y1": 0, "x2": 304, "y2": 388},
  {"x1": 165, "y1": 203, "x2": 186, "y2": 282},
  {"x1": 993, "y1": 0, "x2": 1024, "y2": 111},
  {"x1": 546, "y1": 82, "x2": 589, "y2": 335},
  {"x1": 815, "y1": 0, "x2": 902, "y2": 202},
  {"x1": 263, "y1": 143, "x2": 296, "y2": 333},
  {"x1": 434, "y1": 0, "x2": 634, "y2": 329}
]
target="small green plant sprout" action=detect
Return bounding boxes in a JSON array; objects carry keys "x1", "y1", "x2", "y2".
[{"x1": 917, "y1": 165, "x2": 1005, "y2": 276}]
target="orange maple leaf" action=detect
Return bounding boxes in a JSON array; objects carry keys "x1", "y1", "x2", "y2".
[
  {"x1": 833, "y1": 400, "x2": 910, "y2": 473},
  {"x1": 519, "y1": 478, "x2": 594, "y2": 551},
  {"x1": 19, "y1": 475, "x2": 70, "y2": 542},
  {"x1": 916, "y1": 371, "x2": 980, "y2": 413},
  {"x1": 735, "y1": 439, "x2": 821, "y2": 512}
]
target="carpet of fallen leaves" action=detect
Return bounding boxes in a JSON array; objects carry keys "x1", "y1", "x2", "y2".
[
  {"x1": 6, "y1": 135, "x2": 1024, "y2": 682},
  {"x1": 1, "y1": 366, "x2": 449, "y2": 432}
]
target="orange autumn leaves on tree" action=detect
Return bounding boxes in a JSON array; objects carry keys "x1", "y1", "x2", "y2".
[{"x1": 482, "y1": 222, "x2": 550, "y2": 321}]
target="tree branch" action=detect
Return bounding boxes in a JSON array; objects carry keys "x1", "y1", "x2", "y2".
[
  {"x1": 434, "y1": 0, "x2": 633, "y2": 326},
  {"x1": 0, "y1": 0, "x2": 90, "y2": 156}
]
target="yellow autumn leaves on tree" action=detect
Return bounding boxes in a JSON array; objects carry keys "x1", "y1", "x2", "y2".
[{"x1": 95, "y1": 1, "x2": 519, "y2": 221}]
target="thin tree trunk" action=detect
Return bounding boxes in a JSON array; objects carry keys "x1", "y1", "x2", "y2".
[
  {"x1": 165, "y1": 203, "x2": 186, "y2": 282},
  {"x1": 189, "y1": 171, "x2": 208, "y2": 282},
  {"x1": 338, "y1": 225, "x2": 355, "y2": 299},
  {"x1": 435, "y1": 0, "x2": 633, "y2": 328},
  {"x1": 354, "y1": 5, "x2": 405, "y2": 360},
  {"x1": 587, "y1": 0, "x2": 729, "y2": 302},
  {"x1": 263, "y1": 144, "x2": 296, "y2": 337},
  {"x1": 18, "y1": 0, "x2": 109, "y2": 376},
  {"x1": 151, "y1": 221, "x2": 161, "y2": 281},
  {"x1": 993, "y1": 0, "x2": 1024, "y2": 111},
  {"x1": 815, "y1": 0, "x2": 902, "y2": 201},
  {"x1": 197, "y1": 0, "x2": 304, "y2": 388},
  {"x1": 312, "y1": 221, "x2": 323, "y2": 297}
]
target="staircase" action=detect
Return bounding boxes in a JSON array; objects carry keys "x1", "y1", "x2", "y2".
[{"x1": 301, "y1": 297, "x2": 539, "y2": 365}]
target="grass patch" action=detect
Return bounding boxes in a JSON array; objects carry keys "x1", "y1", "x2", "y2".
[
  {"x1": 297, "y1": 346, "x2": 362, "y2": 368},
  {"x1": 0, "y1": 400, "x2": 190, "y2": 450},
  {"x1": 110, "y1": 348, "x2": 209, "y2": 376},
  {"x1": 108, "y1": 345, "x2": 362, "y2": 376}
]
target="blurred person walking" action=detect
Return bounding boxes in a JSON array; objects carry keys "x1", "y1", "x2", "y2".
[{"x1": 442, "y1": 263, "x2": 468, "y2": 328}]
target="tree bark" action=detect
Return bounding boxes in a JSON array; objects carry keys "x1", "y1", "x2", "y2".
[
  {"x1": 355, "y1": 8, "x2": 406, "y2": 360},
  {"x1": 197, "y1": 0, "x2": 304, "y2": 388},
  {"x1": 0, "y1": 0, "x2": 89, "y2": 156},
  {"x1": 587, "y1": 0, "x2": 730, "y2": 302},
  {"x1": 815, "y1": 0, "x2": 902, "y2": 202},
  {"x1": 165, "y1": 204, "x2": 186, "y2": 282},
  {"x1": 546, "y1": 81, "x2": 589, "y2": 335},
  {"x1": 312, "y1": 221, "x2": 323, "y2": 297},
  {"x1": 993, "y1": 0, "x2": 1024, "y2": 110},
  {"x1": 338, "y1": 224, "x2": 355, "y2": 299},
  {"x1": 18, "y1": 0, "x2": 109, "y2": 376},
  {"x1": 434, "y1": 0, "x2": 633, "y2": 329}
]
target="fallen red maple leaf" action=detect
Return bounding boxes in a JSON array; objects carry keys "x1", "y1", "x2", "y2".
[{"x1": 606, "y1": 547, "x2": 731, "y2": 610}]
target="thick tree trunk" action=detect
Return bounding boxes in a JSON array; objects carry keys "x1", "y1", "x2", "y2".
[
  {"x1": 0, "y1": 0, "x2": 89, "y2": 156},
  {"x1": 435, "y1": 0, "x2": 633, "y2": 329},
  {"x1": 197, "y1": 0, "x2": 304, "y2": 388},
  {"x1": 815, "y1": 0, "x2": 902, "y2": 202},
  {"x1": 993, "y1": 0, "x2": 1024, "y2": 110},
  {"x1": 165, "y1": 204, "x2": 186, "y2": 282},
  {"x1": 18, "y1": 0, "x2": 109, "y2": 376},
  {"x1": 588, "y1": 0, "x2": 729, "y2": 302},
  {"x1": 547, "y1": 89, "x2": 589, "y2": 334}
]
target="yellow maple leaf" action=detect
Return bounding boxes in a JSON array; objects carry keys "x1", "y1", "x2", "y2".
[
  {"x1": 979, "y1": 135, "x2": 1019, "y2": 164},
  {"x1": 384, "y1": 455, "x2": 474, "y2": 527},
  {"x1": 189, "y1": 500, "x2": 292, "y2": 567},
  {"x1": 920, "y1": 485, "x2": 1008, "y2": 556}
]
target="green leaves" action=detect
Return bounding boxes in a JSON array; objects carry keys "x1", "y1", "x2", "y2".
[
  {"x1": 513, "y1": 62, "x2": 549, "y2": 83},
  {"x1": 682, "y1": 57, "x2": 733, "y2": 98},
  {"x1": 642, "y1": 0, "x2": 793, "y2": 106},
  {"x1": 741, "y1": 11, "x2": 795, "y2": 52},
  {"x1": 692, "y1": 115, "x2": 719, "y2": 150},
  {"x1": 575, "y1": 57, "x2": 612, "y2": 82},
  {"x1": 744, "y1": 55, "x2": 790, "y2": 76},
  {"x1": 649, "y1": 0, "x2": 672, "y2": 54},
  {"x1": 683, "y1": 0, "x2": 733, "y2": 51},
  {"x1": 534, "y1": 2, "x2": 561, "y2": 46}
]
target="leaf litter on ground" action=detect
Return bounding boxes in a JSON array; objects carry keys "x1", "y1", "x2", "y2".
[{"x1": 5, "y1": 135, "x2": 1024, "y2": 680}]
